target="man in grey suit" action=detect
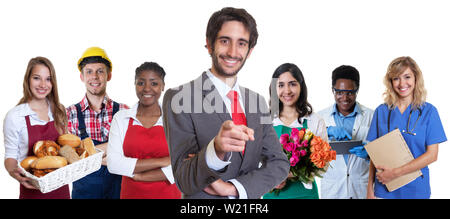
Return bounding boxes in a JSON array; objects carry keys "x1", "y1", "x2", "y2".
[{"x1": 162, "y1": 7, "x2": 289, "y2": 199}]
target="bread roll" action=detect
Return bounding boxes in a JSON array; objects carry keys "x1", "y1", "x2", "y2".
[
  {"x1": 60, "y1": 145, "x2": 81, "y2": 164},
  {"x1": 20, "y1": 156, "x2": 38, "y2": 171},
  {"x1": 33, "y1": 140, "x2": 60, "y2": 157},
  {"x1": 33, "y1": 141, "x2": 46, "y2": 156},
  {"x1": 31, "y1": 156, "x2": 67, "y2": 169},
  {"x1": 81, "y1": 137, "x2": 97, "y2": 155},
  {"x1": 33, "y1": 169, "x2": 55, "y2": 177},
  {"x1": 57, "y1": 134, "x2": 81, "y2": 148}
]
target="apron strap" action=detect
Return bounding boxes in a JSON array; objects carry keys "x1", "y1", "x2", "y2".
[
  {"x1": 128, "y1": 118, "x2": 134, "y2": 128},
  {"x1": 76, "y1": 101, "x2": 120, "y2": 140},
  {"x1": 25, "y1": 115, "x2": 31, "y2": 128},
  {"x1": 302, "y1": 118, "x2": 308, "y2": 129},
  {"x1": 75, "y1": 103, "x2": 90, "y2": 140},
  {"x1": 112, "y1": 101, "x2": 120, "y2": 116}
]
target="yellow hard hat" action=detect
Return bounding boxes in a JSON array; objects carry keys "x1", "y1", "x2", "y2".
[{"x1": 77, "y1": 47, "x2": 112, "y2": 72}]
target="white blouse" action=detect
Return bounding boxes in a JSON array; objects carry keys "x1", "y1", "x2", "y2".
[
  {"x1": 3, "y1": 103, "x2": 54, "y2": 161},
  {"x1": 107, "y1": 103, "x2": 174, "y2": 184}
]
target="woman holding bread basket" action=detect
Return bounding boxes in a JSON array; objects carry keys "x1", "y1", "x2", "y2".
[
  {"x1": 107, "y1": 62, "x2": 181, "y2": 198},
  {"x1": 3, "y1": 57, "x2": 70, "y2": 199}
]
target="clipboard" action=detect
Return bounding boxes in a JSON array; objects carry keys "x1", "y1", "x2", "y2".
[
  {"x1": 329, "y1": 140, "x2": 362, "y2": 154},
  {"x1": 364, "y1": 128, "x2": 422, "y2": 192}
]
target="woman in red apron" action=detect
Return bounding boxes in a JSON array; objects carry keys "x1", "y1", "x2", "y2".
[
  {"x1": 4, "y1": 57, "x2": 69, "y2": 199},
  {"x1": 107, "y1": 62, "x2": 180, "y2": 199}
]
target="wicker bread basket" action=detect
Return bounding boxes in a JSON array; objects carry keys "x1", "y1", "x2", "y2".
[{"x1": 18, "y1": 148, "x2": 103, "y2": 194}]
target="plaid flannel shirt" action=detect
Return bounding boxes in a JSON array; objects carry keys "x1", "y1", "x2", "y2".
[{"x1": 66, "y1": 95, "x2": 129, "y2": 142}]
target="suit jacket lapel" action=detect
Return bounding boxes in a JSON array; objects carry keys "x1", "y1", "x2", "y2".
[
  {"x1": 199, "y1": 72, "x2": 231, "y2": 123},
  {"x1": 199, "y1": 73, "x2": 257, "y2": 161},
  {"x1": 200, "y1": 72, "x2": 242, "y2": 160},
  {"x1": 240, "y1": 86, "x2": 257, "y2": 161}
]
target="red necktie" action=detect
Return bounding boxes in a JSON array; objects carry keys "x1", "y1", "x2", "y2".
[{"x1": 227, "y1": 90, "x2": 247, "y2": 154}]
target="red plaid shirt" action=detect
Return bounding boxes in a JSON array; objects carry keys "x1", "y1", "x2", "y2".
[{"x1": 66, "y1": 95, "x2": 129, "y2": 142}]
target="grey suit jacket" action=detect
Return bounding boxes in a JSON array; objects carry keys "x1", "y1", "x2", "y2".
[{"x1": 162, "y1": 72, "x2": 289, "y2": 199}]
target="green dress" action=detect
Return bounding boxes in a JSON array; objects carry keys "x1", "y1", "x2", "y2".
[{"x1": 263, "y1": 119, "x2": 319, "y2": 199}]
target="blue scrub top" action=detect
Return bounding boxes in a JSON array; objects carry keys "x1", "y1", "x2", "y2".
[{"x1": 367, "y1": 102, "x2": 447, "y2": 199}]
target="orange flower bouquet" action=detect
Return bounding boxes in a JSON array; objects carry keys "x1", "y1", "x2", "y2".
[{"x1": 279, "y1": 128, "x2": 336, "y2": 185}]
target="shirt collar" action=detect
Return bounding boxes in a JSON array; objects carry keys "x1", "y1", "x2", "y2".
[
  {"x1": 18, "y1": 100, "x2": 54, "y2": 120},
  {"x1": 126, "y1": 103, "x2": 140, "y2": 120},
  {"x1": 79, "y1": 94, "x2": 112, "y2": 112},
  {"x1": 332, "y1": 102, "x2": 361, "y2": 117},
  {"x1": 273, "y1": 116, "x2": 307, "y2": 128},
  {"x1": 126, "y1": 102, "x2": 163, "y2": 125},
  {"x1": 206, "y1": 69, "x2": 242, "y2": 99}
]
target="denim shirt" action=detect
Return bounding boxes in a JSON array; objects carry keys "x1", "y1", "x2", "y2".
[{"x1": 332, "y1": 104, "x2": 360, "y2": 164}]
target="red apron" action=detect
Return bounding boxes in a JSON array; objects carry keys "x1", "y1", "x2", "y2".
[
  {"x1": 20, "y1": 116, "x2": 70, "y2": 199},
  {"x1": 121, "y1": 118, "x2": 181, "y2": 199}
]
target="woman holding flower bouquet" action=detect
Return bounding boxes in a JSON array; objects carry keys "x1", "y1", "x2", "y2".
[{"x1": 263, "y1": 63, "x2": 334, "y2": 199}]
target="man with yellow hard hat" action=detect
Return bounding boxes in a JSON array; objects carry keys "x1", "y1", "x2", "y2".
[{"x1": 66, "y1": 47, "x2": 128, "y2": 199}]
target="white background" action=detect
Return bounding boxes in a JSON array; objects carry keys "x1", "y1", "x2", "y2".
[{"x1": 1, "y1": 0, "x2": 449, "y2": 198}]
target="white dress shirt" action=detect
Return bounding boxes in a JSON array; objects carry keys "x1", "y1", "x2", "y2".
[
  {"x1": 107, "y1": 103, "x2": 174, "y2": 184},
  {"x1": 3, "y1": 103, "x2": 54, "y2": 161},
  {"x1": 204, "y1": 70, "x2": 247, "y2": 199}
]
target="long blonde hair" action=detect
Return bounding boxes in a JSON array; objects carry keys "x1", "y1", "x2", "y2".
[
  {"x1": 383, "y1": 56, "x2": 427, "y2": 109},
  {"x1": 18, "y1": 57, "x2": 67, "y2": 134}
]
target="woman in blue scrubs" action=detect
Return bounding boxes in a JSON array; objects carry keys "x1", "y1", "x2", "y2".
[{"x1": 366, "y1": 56, "x2": 447, "y2": 199}]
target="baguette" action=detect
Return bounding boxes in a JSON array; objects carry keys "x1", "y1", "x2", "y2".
[{"x1": 31, "y1": 156, "x2": 67, "y2": 169}]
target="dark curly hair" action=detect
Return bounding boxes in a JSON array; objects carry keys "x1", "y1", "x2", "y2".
[
  {"x1": 135, "y1": 61, "x2": 166, "y2": 82},
  {"x1": 332, "y1": 65, "x2": 360, "y2": 90},
  {"x1": 206, "y1": 7, "x2": 258, "y2": 49}
]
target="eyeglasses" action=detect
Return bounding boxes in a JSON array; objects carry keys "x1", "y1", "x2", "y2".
[{"x1": 333, "y1": 88, "x2": 358, "y2": 97}]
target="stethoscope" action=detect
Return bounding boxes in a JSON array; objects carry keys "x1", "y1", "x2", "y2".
[{"x1": 387, "y1": 107, "x2": 422, "y2": 136}]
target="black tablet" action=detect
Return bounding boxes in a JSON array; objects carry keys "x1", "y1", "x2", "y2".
[{"x1": 329, "y1": 140, "x2": 363, "y2": 154}]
